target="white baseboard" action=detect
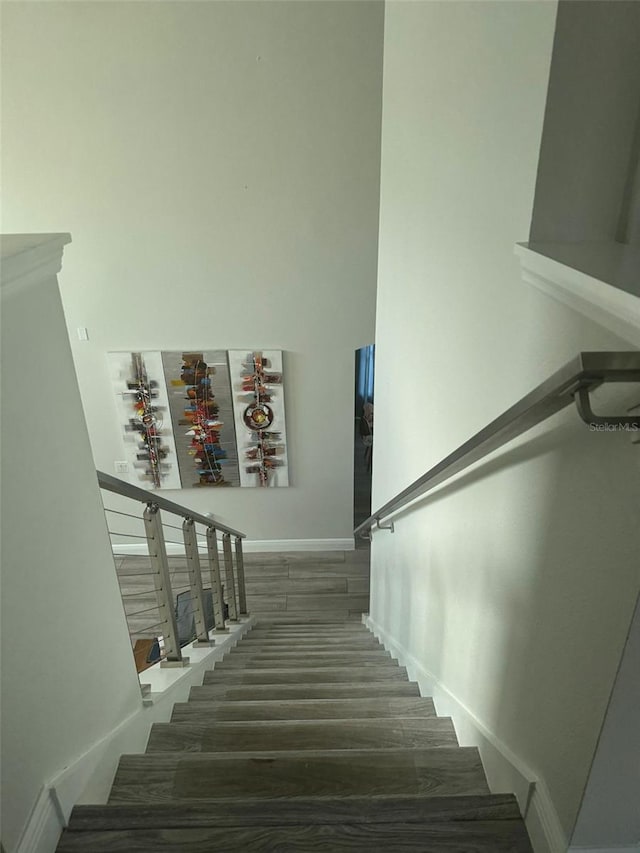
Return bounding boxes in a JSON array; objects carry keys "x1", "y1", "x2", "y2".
[
  {"x1": 365, "y1": 614, "x2": 569, "y2": 853},
  {"x1": 570, "y1": 848, "x2": 640, "y2": 853},
  {"x1": 112, "y1": 538, "x2": 355, "y2": 556},
  {"x1": 14, "y1": 786, "x2": 64, "y2": 853},
  {"x1": 14, "y1": 620, "x2": 253, "y2": 853}
]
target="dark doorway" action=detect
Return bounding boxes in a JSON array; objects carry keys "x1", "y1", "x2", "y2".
[{"x1": 354, "y1": 345, "x2": 375, "y2": 531}]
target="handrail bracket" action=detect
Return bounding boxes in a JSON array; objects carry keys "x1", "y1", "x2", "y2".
[{"x1": 575, "y1": 386, "x2": 640, "y2": 428}]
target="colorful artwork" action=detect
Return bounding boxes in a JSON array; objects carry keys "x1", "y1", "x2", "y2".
[
  {"x1": 109, "y1": 349, "x2": 288, "y2": 489},
  {"x1": 107, "y1": 351, "x2": 181, "y2": 489},
  {"x1": 162, "y1": 351, "x2": 240, "y2": 488},
  {"x1": 229, "y1": 350, "x2": 289, "y2": 487}
]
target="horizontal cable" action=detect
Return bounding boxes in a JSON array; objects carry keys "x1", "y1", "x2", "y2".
[
  {"x1": 108, "y1": 531, "x2": 149, "y2": 540},
  {"x1": 115, "y1": 569, "x2": 157, "y2": 576},
  {"x1": 98, "y1": 471, "x2": 246, "y2": 538},
  {"x1": 161, "y1": 521, "x2": 185, "y2": 532},
  {"x1": 125, "y1": 604, "x2": 162, "y2": 618},
  {"x1": 112, "y1": 552, "x2": 150, "y2": 557},
  {"x1": 129, "y1": 620, "x2": 168, "y2": 636},
  {"x1": 120, "y1": 589, "x2": 157, "y2": 598},
  {"x1": 104, "y1": 508, "x2": 143, "y2": 521},
  {"x1": 137, "y1": 652, "x2": 169, "y2": 667}
]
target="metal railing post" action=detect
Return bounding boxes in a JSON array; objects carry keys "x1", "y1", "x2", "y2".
[
  {"x1": 235, "y1": 536, "x2": 248, "y2": 616},
  {"x1": 222, "y1": 532, "x2": 239, "y2": 621},
  {"x1": 143, "y1": 504, "x2": 188, "y2": 667},
  {"x1": 206, "y1": 527, "x2": 228, "y2": 632},
  {"x1": 182, "y1": 518, "x2": 214, "y2": 646}
]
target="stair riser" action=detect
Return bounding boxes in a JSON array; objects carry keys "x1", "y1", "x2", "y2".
[
  {"x1": 249, "y1": 623, "x2": 369, "y2": 628},
  {"x1": 146, "y1": 717, "x2": 458, "y2": 753},
  {"x1": 203, "y1": 667, "x2": 408, "y2": 684},
  {"x1": 214, "y1": 654, "x2": 398, "y2": 670},
  {"x1": 229, "y1": 643, "x2": 388, "y2": 651},
  {"x1": 246, "y1": 632, "x2": 373, "y2": 640},
  {"x1": 57, "y1": 820, "x2": 534, "y2": 852},
  {"x1": 189, "y1": 681, "x2": 420, "y2": 701},
  {"x1": 218, "y1": 655, "x2": 394, "y2": 668},
  {"x1": 234, "y1": 640, "x2": 382, "y2": 649},
  {"x1": 252, "y1": 620, "x2": 364, "y2": 625},
  {"x1": 66, "y1": 794, "x2": 523, "y2": 830},
  {"x1": 172, "y1": 697, "x2": 435, "y2": 722},
  {"x1": 250, "y1": 624, "x2": 369, "y2": 630},
  {"x1": 218, "y1": 653, "x2": 394, "y2": 663}
]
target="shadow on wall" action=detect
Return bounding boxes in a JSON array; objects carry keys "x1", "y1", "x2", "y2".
[{"x1": 371, "y1": 416, "x2": 640, "y2": 840}]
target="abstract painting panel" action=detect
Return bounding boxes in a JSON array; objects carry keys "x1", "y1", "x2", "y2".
[
  {"x1": 228, "y1": 350, "x2": 289, "y2": 487},
  {"x1": 107, "y1": 351, "x2": 181, "y2": 489},
  {"x1": 161, "y1": 351, "x2": 240, "y2": 488},
  {"x1": 108, "y1": 349, "x2": 288, "y2": 490}
]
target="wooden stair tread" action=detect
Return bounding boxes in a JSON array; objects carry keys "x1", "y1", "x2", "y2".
[
  {"x1": 66, "y1": 793, "x2": 523, "y2": 829},
  {"x1": 146, "y1": 716, "x2": 458, "y2": 753},
  {"x1": 250, "y1": 627, "x2": 368, "y2": 633},
  {"x1": 252, "y1": 620, "x2": 366, "y2": 626},
  {"x1": 247, "y1": 628, "x2": 372, "y2": 636},
  {"x1": 236, "y1": 638, "x2": 383, "y2": 648},
  {"x1": 57, "y1": 819, "x2": 533, "y2": 851},
  {"x1": 216, "y1": 654, "x2": 395, "y2": 668},
  {"x1": 225, "y1": 648, "x2": 389, "y2": 659},
  {"x1": 109, "y1": 747, "x2": 489, "y2": 803},
  {"x1": 202, "y1": 666, "x2": 408, "y2": 684},
  {"x1": 172, "y1": 696, "x2": 435, "y2": 722},
  {"x1": 189, "y1": 680, "x2": 420, "y2": 701}
]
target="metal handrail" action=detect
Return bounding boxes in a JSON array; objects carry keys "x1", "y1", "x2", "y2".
[
  {"x1": 97, "y1": 470, "x2": 245, "y2": 538},
  {"x1": 355, "y1": 351, "x2": 640, "y2": 538}
]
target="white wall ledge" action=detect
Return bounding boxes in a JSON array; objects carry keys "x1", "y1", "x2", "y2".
[
  {"x1": 1, "y1": 233, "x2": 71, "y2": 292},
  {"x1": 515, "y1": 241, "x2": 640, "y2": 347}
]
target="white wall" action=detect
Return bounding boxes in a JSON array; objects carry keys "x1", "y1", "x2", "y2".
[
  {"x1": 1, "y1": 236, "x2": 143, "y2": 852},
  {"x1": 0, "y1": 0, "x2": 384, "y2": 543},
  {"x1": 569, "y1": 591, "x2": 640, "y2": 849},
  {"x1": 529, "y1": 0, "x2": 640, "y2": 244},
  {"x1": 371, "y1": 1, "x2": 640, "y2": 849}
]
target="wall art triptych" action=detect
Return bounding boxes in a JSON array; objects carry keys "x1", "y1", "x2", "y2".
[{"x1": 108, "y1": 350, "x2": 288, "y2": 489}]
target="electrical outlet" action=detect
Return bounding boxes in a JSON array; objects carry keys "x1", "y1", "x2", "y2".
[{"x1": 114, "y1": 461, "x2": 129, "y2": 474}]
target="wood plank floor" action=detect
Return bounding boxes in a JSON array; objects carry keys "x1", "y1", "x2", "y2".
[
  {"x1": 59, "y1": 618, "x2": 533, "y2": 852},
  {"x1": 114, "y1": 548, "x2": 371, "y2": 638}
]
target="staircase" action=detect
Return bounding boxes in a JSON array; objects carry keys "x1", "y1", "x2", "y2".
[{"x1": 57, "y1": 620, "x2": 534, "y2": 851}]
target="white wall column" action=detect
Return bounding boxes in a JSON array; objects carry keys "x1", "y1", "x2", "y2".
[{"x1": 1, "y1": 235, "x2": 143, "y2": 852}]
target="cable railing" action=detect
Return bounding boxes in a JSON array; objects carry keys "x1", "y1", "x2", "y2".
[
  {"x1": 98, "y1": 470, "x2": 248, "y2": 674},
  {"x1": 356, "y1": 351, "x2": 640, "y2": 538}
]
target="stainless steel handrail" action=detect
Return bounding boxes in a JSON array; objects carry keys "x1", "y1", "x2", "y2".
[
  {"x1": 355, "y1": 351, "x2": 640, "y2": 538},
  {"x1": 97, "y1": 470, "x2": 245, "y2": 538}
]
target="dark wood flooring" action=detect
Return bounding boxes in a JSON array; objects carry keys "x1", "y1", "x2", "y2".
[{"x1": 58, "y1": 619, "x2": 534, "y2": 852}]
